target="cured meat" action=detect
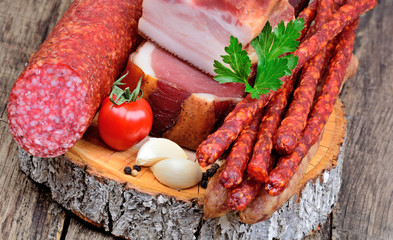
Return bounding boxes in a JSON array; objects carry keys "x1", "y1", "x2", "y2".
[
  {"x1": 126, "y1": 41, "x2": 244, "y2": 150},
  {"x1": 267, "y1": 19, "x2": 360, "y2": 196},
  {"x1": 239, "y1": 136, "x2": 321, "y2": 224},
  {"x1": 297, "y1": 0, "x2": 317, "y2": 40},
  {"x1": 268, "y1": 0, "x2": 297, "y2": 27},
  {"x1": 139, "y1": 0, "x2": 294, "y2": 75},
  {"x1": 203, "y1": 53, "x2": 358, "y2": 220},
  {"x1": 227, "y1": 175, "x2": 263, "y2": 211},
  {"x1": 197, "y1": 94, "x2": 268, "y2": 167},
  {"x1": 7, "y1": 0, "x2": 142, "y2": 157},
  {"x1": 196, "y1": 0, "x2": 377, "y2": 166},
  {"x1": 314, "y1": 54, "x2": 358, "y2": 102},
  {"x1": 274, "y1": 0, "x2": 335, "y2": 155},
  {"x1": 294, "y1": 0, "x2": 376, "y2": 68},
  {"x1": 247, "y1": 73, "x2": 297, "y2": 183},
  {"x1": 219, "y1": 109, "x2": 263, "y2": 189}
]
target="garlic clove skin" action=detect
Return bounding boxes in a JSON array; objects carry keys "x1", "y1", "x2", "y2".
[
  {"x1": 151, "y1": 158, "x2": 202, "y2": 189},
  {"x1": 136, "y1": 138, "x2": 188, "y2": 166}
]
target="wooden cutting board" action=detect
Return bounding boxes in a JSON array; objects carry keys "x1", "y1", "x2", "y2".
[
  {"x1": 65, "y1": 100, "x2": 346, "y2": 205},
  {"x1": 19, "y1": 99, "x2": 346, "y2": 239}
]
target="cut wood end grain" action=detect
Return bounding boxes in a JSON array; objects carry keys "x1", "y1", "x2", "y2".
[
  {"x1": 62, "y1": 99, "x2": 346, "y2": 206},
  {"x1": 17, "y1": 99, "x2": 346, "y2": 239}
]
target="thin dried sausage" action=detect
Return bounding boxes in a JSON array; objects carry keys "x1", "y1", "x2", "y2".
[
  {"x1": 197, "y1": 94, "x2": 269, "y2": 167},
  {"x1": 274, "y1": 0, "x2": 335, "y2": 155},
  {"x1": 297, "y1": 0, "x2": 317, "y2": 40},
  {"x1": 247, "y1": 74, "x2": 297, "y2": 183},
  {"x1": 219, "y1": 110, "x2": 263, "y2": 188},
  {"x1": 294, "y1": 0, "x2": 376, "y2": 69},
  {"x1": 266, "y1": 18, "x2": 359, "y2": 196},
  {"x1": 227, "y1": 175, "x2": 263, "y2": 211}
]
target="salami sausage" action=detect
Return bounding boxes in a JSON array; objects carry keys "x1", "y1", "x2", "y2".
[
  {"x1": 196, "y1": 0, "x2": 376, "y2": 167},
  {"x1": 274, "y1": 0, "x2": 335, "y2": 155},
  {"x1": 266, "y1": 18, "x2": 359, "y2": 196},
  {"x1": 247, "y1": 74, "x2": 297, "y2": 183},
  {"x1": 219, "y1": 109, "x2": 263, "y2": 188},
  {"x1": 7, "y1": 0, "x2": 142, "y2": 157}
]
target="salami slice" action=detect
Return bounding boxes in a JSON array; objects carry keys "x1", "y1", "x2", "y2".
[{"x1": 7, "y1": 0, "x2": 142, "y2": 157}]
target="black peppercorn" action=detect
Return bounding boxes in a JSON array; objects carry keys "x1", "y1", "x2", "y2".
[
  {"x1": 206, "y1": 168, "x2": 215, "y2": 177},
  {"x1": 211, "y1": 163, "x2": 220, "y2": 171},
  {"x1": 133, "y1": 165, "x2": 142, "y2": 171},
  {"x1": 123, "y1": 166, "x2": 132, "y2": 175},
  {"x1": 200, "y1": 180, "x2": 208, "y2": 189},
  {"x1": 202, "y1": 172, "x2": 209, "y2": 181}
]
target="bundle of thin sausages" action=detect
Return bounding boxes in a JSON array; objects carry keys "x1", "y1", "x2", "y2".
[{"x1": 199, "y1": 0, "x2": 377, "y2": 220}]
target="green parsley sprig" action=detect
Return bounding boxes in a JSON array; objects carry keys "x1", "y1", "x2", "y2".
[{"x1": 213, "y1": 18, "x2": 305, "y2": 99}]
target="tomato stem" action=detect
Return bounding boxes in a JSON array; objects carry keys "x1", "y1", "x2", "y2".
[{"x1": 109, "y1": 72, "x2": 143, "y2": 107}]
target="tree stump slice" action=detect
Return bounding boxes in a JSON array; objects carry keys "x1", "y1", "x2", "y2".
[{"x1": 18, "y1": 99, "x2": 346, "y2": 240}]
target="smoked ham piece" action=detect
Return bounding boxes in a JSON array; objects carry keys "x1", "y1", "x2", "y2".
[
  {"x1": 138, "y1": 0, "x2": 294, "y2": 75},
  {"x1": 124, "y1": 42, "x2": 245, "y2": 150}
]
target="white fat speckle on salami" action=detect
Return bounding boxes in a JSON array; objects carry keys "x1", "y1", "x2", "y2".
[{"x1": 8, "y1": 65, "x2": 92, "y2": 157}]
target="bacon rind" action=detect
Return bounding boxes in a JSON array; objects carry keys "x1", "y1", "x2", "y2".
[{"x1": 266, "y1": 18, "x2": 360, "y2": 196}]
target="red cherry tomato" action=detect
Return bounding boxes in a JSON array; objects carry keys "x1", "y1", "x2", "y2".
[{"x1": 98, "y1": 96, "x2": 153, "y2": 151}]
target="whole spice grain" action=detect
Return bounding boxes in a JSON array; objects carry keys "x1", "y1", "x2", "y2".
[
  {"x1": 124, "y1": 166, "x2": 132, "y2": 175},
  {"x1": 133, "y1": 165, "x2": 142, "y2": 171}
]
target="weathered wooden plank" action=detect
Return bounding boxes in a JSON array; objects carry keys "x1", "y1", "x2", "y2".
[
  {"x1": 0, "y1": 121, "x2": 66, "y2": 240},
  {"x1": 334, "y1": 1, "x2": 393, "y2": 239},
  {"x1": 0, "y1": 0, "x2": 392, "y2": 239},
  {"x1": 0, "y1": 0, "x2": 73, "y2": 121},
  {"x1": 0, "y1": 0, "x2": 73, "y2": 239},
  {"x1": 304, "y1": 215, "x2": 332, "y2": 240},
  {"x1": 65, "y1": 216, "x2": 117, "y2": 240}
]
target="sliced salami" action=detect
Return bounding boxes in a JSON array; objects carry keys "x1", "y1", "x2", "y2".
[{"x1": 7, "y1": 0, "x2": 142, "y2": 157}]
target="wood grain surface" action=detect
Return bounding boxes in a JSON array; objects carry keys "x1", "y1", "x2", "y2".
[{"x1": 0, "y1": 0, "x2": 391, "y2": 240}]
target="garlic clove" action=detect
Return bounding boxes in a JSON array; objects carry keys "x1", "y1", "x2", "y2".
[
  {"x1": 151, "y1": 158, "x2": 202, "y2": 189},
  {"x1": 136, "y1": 138, "x2": 188, "y2": 166}
]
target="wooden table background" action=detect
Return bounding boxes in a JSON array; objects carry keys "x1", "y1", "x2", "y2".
[{"x1": 0, "y1": 0, "x2": 391, "y2": 239}]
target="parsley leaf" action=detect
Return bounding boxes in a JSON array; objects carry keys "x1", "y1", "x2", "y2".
[
  {"x1": 213, "y1": 18, "x2": 304, "y2": 99},
  {"x1": 214, "y1": 36, "x2": 252, "y2": 87}
]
